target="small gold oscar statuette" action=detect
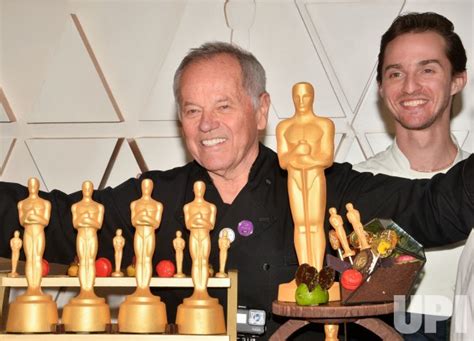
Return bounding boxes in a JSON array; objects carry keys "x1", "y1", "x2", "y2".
[
  {"x1": 112, "y1": 228, "x2": 125, "y2": 277},
  {"x1": 8, "y1": 230, "x2": 22, "y2": 278},
  {"x1": 276, "y1": 82, "x2": 335, "y2": 301},
  {"x1": 118, "y1": 179, "x2": 167, "y2": 333},
  {"x1": 215, "y1": 230, "x2": 231, "y2": 278},
  {"x1": 6, "y1": 177, "x2": 59, "y2": 333},
  {"x1": 176, "y1": 181, "x2": 226, "y2": 335},
  {"x1": 173, "y1": 230, "x2": 186, "y2": 278},
  {"x1": 62, "y1": 181, "x2": 111, "y2": 332}
]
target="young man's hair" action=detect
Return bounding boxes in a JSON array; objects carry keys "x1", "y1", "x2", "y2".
[{"x1": 377, "y1": 12, "x2": 467, "y2": 83}]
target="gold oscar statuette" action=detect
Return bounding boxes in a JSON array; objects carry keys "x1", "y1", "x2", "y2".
[
  {"x1": 215, "y1": 229, "x2": 231, "y2": 278},
  {"x1": 173, "y1": 230, "x2": 186, "y2": 278},
  {"x1": 112, "y1": 228, "x2": 125, "y2": 277},
  {"x1": 6, "y1": 177, "x2": 59, "y2": 333},
  {"x1": 118, "y1": 179, "x2": 167, "y2": 333},
  {"x1": 61, "y1": 180, "x2": 111, "y2": 332},
  {"x1": 8, "y1": 230, "x2": 22, "y2": 278},
  {"x1": 276, "y1": 82, "x2": 335, "y2": 301},
  {"x1": 175, "y1": 181, "x2": 226, "y2": 334}
]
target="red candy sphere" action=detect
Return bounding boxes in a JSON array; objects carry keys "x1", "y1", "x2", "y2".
[
  {"x1": 341, "y1": 269, "x2": 363, "y2": 291},
  {"x1": 41, "y1": 258, "x2": 50, "y2": 277},
  {"x1": 156, "y1": 260, "x2": 176, "y2": 277},
  {"x1": 95, "y1": 257, "x2": 113, "y2": 277}
]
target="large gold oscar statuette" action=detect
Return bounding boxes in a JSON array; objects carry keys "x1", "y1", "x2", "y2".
[
  {"x1": 175, "y1": 181, "x2": 226, "y2": 335},
  {"x1": 62, "y1": 180, "x2": 111, "y2": 332},
  {"x1": 276, "y1": 82, "x2": 335, "y2": 301},
  {"x1": 118, "y1": 179, "x2": 167, "y2": 333},
  {"x1": 6, "y1": 177, "x2": 59, "y2": 332}
]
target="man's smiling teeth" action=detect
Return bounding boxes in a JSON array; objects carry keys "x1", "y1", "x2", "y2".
[
  {"x1": 202, "y1": 138, "x2": 226, "y2": 146},
  {"x1": 401, "y1": 99, "x2": 427, "y2": 107}
]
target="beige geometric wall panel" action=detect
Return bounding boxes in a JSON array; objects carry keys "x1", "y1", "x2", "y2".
[
  {"x1": 135, "y1": 137, "x2": 191, "y2": 172},
  {"x1": 0, "y1": 88, "x2": 16, "y2": 122},
  {"x1": 0, "y1": 0, "x2": 472, "y2": 192},
  {"x1": 103, "y1": 139, "x2": 142, "y2": 189},
  {"x1": 71, "y1": 1, "x2": 187, "y2": 122},
  {"x1": 29, "y1": 14, "x2": 121, "y2": 123},
  {"x1": 1, "y1": 0, "x2": 70, "y2": 118},
  {"x1": 344, "y1": 135, "x2": 368, "y2": 165},
  {"x1": 297, "y1": 0, "x2": 404, "y2": 116},
  {"x1": 0, "y1": 138, "x2": 16, "y2": 175},
  {"x1": 225, "y1": 0, "x2": 256, "y2": 48},
  {"x1": 140, "y1": 1, "x2": 229, "y2": 121},
  {"x1": 25, "y1": 138, "x2": 119, "y2": 193},
  {"x1": 250, "y1": 1, "x2": 344, "y2": 120},
  {"x1": 0, "y1": 140, "x2": 44, "y2": 188}
]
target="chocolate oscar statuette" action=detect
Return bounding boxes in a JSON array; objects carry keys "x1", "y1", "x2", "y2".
[
  {"x1": 328, "y1": 230, "x2": 344, "y2": 261},
  {"x1": 112, "y1": 228, "x2": 125, "y2": 277},
  {"x1": 6, "y1": 177, "x2": 59, "y2": 332},
  {"x1": 328, "y1": 207, "x2": 355, "y2": 264},
  {"x1": 276, "y1": 82, "x2": 335, "y2": 301},
  {"x1": 62, "y1": 181, "x2": 110, "y2": 332},
  {"x1": 118, "y1": 179, "x2": 167, "y2": 333},
  {"x1": 176, "y1": 181, "x2": 226, "y2": 334},
  {"x1": 346, "y1": 203, "x2": 370, "y2": 250}
]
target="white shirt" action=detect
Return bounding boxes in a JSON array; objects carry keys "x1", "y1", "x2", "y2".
[
  {"x1": 451, "y1": 229, "x2": 474, "y2": 340},
  {"x1": 354, "y1": 137, "x2": 470, "y2": 316}
]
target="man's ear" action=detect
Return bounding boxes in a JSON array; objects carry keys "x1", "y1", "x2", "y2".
[
  {"x1": 451, "y1": 71, "x2": 467, "y2": 96},
  {"x1": 256, "y1": 92, "x2": 270, "y2": 130},
  {"x1": 378, "y1": 82, "x2": 385, "y2": 99}
]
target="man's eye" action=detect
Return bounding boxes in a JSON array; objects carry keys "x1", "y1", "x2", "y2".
[
  {"x1": 184, "y1": 109, "x2": 200, "y2": 116},
  {"x1": 422, "y1": 68, "x2": 434, "y2": 74},
  {"x1": 219, "y1": 105, "x2": 229, "y2": 110},
  {"x1": 388, "y1": 72, "x2": 402, "y2": 79}
]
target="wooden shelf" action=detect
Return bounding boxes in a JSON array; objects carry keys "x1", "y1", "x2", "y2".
[{"x1": 0, "y1": 276, "x2": 231, "y2": 288}]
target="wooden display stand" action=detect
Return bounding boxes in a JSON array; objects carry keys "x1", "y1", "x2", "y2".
[
  {"x1": 0, "y1": 270, "x2": 238, "y2": 341},
  {"x1": 271, "y1": 300, "x2": 402, "y2": 341}
]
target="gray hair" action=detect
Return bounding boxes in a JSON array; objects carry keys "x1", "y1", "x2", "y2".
[{"x1": 173, "y1": 41, "x2": 267, "y2": 115}]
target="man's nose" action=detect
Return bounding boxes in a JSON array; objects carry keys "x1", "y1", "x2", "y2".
[
  {"x1": 199, "y1": 110, "x2": 219, "y2": 132},
  {"x1": 402, "y1": 73, "x2": 421, "y2": 94}
]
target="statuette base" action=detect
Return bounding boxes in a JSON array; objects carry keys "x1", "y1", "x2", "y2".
[
  {"x1": 62, "y1": 295, "x2": 111, "y2": 332},
  {"x1": 118, "y1": 292, "x2": 167, "y2": 333},
  {"x1": 176, "y1": 296, "x2": 226, "y2": 334},
  {"x1": 6, "y1": 293, "x2": 58, "y2": 333}
]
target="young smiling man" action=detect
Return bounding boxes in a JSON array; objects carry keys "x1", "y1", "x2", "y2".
[{"x1": 354, "y1": 12, "x2": 469, "y2": 340}]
